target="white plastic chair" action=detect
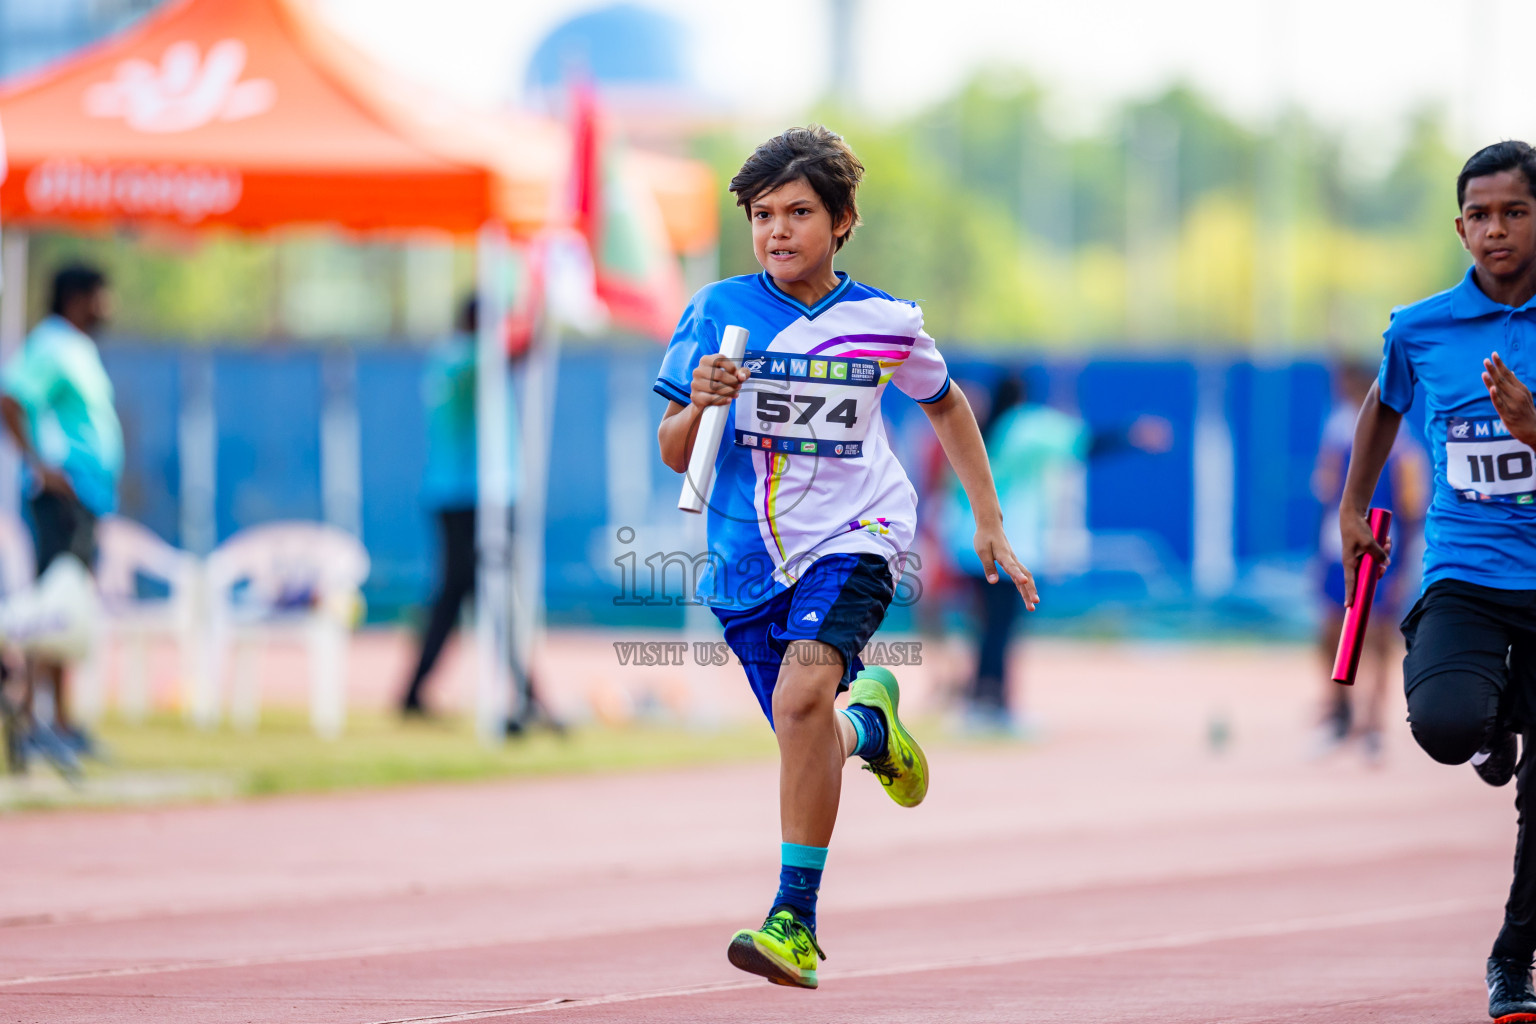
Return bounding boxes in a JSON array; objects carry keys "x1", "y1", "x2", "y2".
[
  {"x1": 0, "y1": 511, "x2": 37, "y2": 709},
  {"x1": 198, "y1": 521, "x2": 369, "y2": 738},
  {"x1": 89, "y1": 516, "x2": 200, "y2": 724},
  {"x1": 0, "y1": 510, "x2": 113, "y2": 725}
]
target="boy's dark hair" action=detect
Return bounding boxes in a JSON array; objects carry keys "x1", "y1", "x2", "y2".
[
  {"x1": 1457, "y1": 140, "x2": 1536, "y2": 209},
  {"x1": 49, "y1": 264, "x2": 107, "y2": 317},
  {"x1": 729, "y1": 125, "x2": 865, "y2": 251}
]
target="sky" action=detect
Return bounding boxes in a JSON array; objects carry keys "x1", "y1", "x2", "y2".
[{"x1": 320, "y1": 0, "x2": 1530, "y2": 150}]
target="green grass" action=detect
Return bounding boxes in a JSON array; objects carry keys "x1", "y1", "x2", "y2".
[{"x1": 83, "y1": 710, "x2": 779, "y2": 801}]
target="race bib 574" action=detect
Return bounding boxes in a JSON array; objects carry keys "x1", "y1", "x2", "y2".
[
  {"x1": 733, "y1": 350, "x2": 881, "y2": 458},
  {"x1": 1446, "y1": 416, "x2": 1536, "y2": 504}
]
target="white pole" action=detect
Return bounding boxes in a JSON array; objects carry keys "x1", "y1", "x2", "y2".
[
  {"x1": 1192, "y1": 361, "x2": 1236, "y2": 599},
  {"x1": 474, "y1": 224, "x2": 513, "y2": 744},
  {"x1": 604, "y1": 354, "x2": 652, "y2": 535},
  {"x1": 178, "y1": 354, "x2": 217, "y2": 555},
  {"x1": 178, "y1": 352, "x2": 217, "y2": 722},
  {"x1": 320, "y1": 351, "x2": 362, "y2": 537},
  {"x1": 0, "y1": 230, "x2": 27, "y2": 518},
  {"x1": 511, "y1": 290, "x2": 558, "y2": 722}
]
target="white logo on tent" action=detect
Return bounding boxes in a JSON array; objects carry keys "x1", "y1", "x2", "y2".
[{"x1": 83, "y1": 39, "x2": 275, "y2": 134}]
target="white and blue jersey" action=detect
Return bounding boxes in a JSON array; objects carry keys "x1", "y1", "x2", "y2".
[
  {"x1": 1379, "y1": 266, "x2": 1536, "y2": 591},
  {"x1": 655, "y1": 272, "x2": 951, "y2": 610}
]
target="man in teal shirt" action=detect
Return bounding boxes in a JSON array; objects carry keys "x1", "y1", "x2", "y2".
[
  {"x1": 943, "y1": 373, "x2": 1170, "y2": 732},
  {"x1": 0, "y1": 264, "x2": 123, "y2": 754},
  {"x1": 399, "y1": 296, "x2": 525, "y2": 719}
]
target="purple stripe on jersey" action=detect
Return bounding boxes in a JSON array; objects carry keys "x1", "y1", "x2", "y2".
[
  {"x1": 836, "y1": 349, "x2": 911, "y2": 360},
  {"x1": 805, "y1": 334, "x2": 916, "y2": 356}
]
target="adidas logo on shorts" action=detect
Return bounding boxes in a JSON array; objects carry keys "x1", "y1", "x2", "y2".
[{"x1": 802, "y1": 611, "x2": 820, "y2": 622}]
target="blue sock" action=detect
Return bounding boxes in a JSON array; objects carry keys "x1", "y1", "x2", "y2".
[
  {"x1": 772, "y1": 842, "x2": 827, "y2": 933},
  {"x1": 839, "y1": 703, "x2": 888, "y2": 760}
]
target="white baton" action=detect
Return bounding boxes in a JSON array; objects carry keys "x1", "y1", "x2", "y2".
[{"x1": 679, "y1": 325, "x2": 749, "y2": 514}]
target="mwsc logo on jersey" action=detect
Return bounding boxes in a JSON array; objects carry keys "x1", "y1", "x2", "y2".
[{"x1": 84, "y1": 39, "x2": 276, "y2": 134}]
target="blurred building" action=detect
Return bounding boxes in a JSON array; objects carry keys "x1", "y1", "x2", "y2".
[
  {"x1": 0, "y1": 0, "x2": 161, "y2": 79},
  {"x1": 523, "y1": 3, "x2": 722, "y2": 152}
]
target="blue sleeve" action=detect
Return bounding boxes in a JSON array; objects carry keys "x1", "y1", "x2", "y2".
[
  {"x1": 653, "y1": 287, "x2": 719, "y2": 407},
  {"x1": 1377, "y1": 312, "x2": 1416, "y2": 414}
]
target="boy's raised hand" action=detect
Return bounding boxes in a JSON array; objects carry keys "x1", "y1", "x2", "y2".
[
  {"x1": 692, "y1": 353, "x2": 750, "y2": 408},
  {"x1": 974, "y1": 524, "x2": 1039, "y2": 611},
  {"x1": 1483, "y1": 352, "x2": 1536, "y2": 448}
]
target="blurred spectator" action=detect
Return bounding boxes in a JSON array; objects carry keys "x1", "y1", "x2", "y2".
[
  {"x1": 942, "y1": 372, "x2": 1171, "y2": 734},
  {"x1": 401, "y1": 296, "x2": 504, "y2": 716},
  {"x1": 399, "y1": 296, "x2": 555, "y2": 733},
  {"x1": 0, "y1": 263, "x2": 122, "y2": 764},
  {"x1": 1311, "y1": 361, "x2": 1428, "y2": 763}
]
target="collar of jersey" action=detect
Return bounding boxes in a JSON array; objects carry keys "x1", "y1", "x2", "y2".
[
  {"x1": 1451, "y1": 265, "x2": 1536, "y2": 318},
  {"x1": 757, "y1": 271, "x2": 852, "y2": 320}
]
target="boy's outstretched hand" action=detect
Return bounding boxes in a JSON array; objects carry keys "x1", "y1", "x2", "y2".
[
  {"x1": 692, "y1": 353, "x2": 750, "y2": 407},
  {"x1": 974, "y1": 522, "x2": 1039, "y2": 611},
  {"x1": 1484, "y1": 352, "x2": 1536, "y2": 448}
]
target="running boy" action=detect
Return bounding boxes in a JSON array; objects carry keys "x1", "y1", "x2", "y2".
[
  {"x1": 655, "y1": 126, "x2": 1036, "y2": 989},
  {"x1": 1341, "y1": 140, "x2": 1536, "y2": 1022}
]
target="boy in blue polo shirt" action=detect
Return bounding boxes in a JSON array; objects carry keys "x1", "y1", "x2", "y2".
[
  {"x1": 655, "y1": 126, "x2": 1037, "y2": 989},
  {"x1": 1342, "y1": 140, "x2": 1536, "y2": 1022}
]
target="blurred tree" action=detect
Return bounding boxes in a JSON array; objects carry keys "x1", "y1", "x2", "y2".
[
  {"x1": 22, "y1": 232, "x2": 473, "y2": 344},
  {"x1": 20, "y1": 74, "x2": 1475, "y2": 352},
  {"x1": 695, "y1": 75, "x2": 1475, "y2": 351}
]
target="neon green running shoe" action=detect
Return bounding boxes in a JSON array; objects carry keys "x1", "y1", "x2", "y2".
[
  {"x1": 727, "y1": 909, "x2": 825, "y2": 988},
  {"x1": 848, "y1": 666, "x2": 929, "y2": 807}
]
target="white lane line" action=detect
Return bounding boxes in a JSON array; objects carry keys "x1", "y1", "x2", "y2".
[
  {"x1": 362, "y1": 897, "x2": 1482, "y2": 1022},
  {"x1": 0, "y1": 933, "x2": 542, "y2": 989}
]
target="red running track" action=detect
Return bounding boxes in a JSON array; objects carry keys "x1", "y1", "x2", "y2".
[{"x1": 0, "y1": 641, "x2": 1518, "y2": 1023}]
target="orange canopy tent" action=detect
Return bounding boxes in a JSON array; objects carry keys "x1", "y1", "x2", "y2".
[
  {"x1": 0, "y1": 0, "x2": 715, "y2": 249},
  {"x1": 0, "y1": 0, "x2": 719, "y2": 739}
]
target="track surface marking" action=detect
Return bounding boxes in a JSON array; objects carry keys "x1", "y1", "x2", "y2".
[{"x1": 0, "y1": 641, "x2": 1516, "y2": 1022}]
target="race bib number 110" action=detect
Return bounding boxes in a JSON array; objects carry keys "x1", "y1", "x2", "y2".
[{"x1": 1446, "y1": 416, "x2": 1536, "y2": 503}]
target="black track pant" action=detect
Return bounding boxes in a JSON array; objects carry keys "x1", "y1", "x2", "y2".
[
  {"x1": 1402, "y1": 578, "x2": 1536, "y2": 962},
  {"x1": 402, "y1": 508, "x2": 478, "y2": 710},
  {"x1": 969, "y1": 575, "x2": 1024, "y2": 710}
]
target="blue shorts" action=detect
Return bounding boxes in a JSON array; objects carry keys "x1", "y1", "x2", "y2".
[{"x1": 713, "y1": 552, "x2": 895, "y2": 726}]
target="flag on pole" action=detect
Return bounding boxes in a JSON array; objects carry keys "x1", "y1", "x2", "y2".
[
  {"x1": 566, "y1": 83, "x2": 684, "y2": 341},
  {"x1": 0, "y1": 112, "x2": 8, "y2": 293}
]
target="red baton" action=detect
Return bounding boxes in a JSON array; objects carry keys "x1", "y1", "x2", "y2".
[{"x1": 1331, "y1": 507, "x2": 1393, "y2": 686}]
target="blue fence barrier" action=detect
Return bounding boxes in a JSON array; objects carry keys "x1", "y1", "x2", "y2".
[{"x1": 97, "y1": 343, "x2": 1425, "y2": 637}]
